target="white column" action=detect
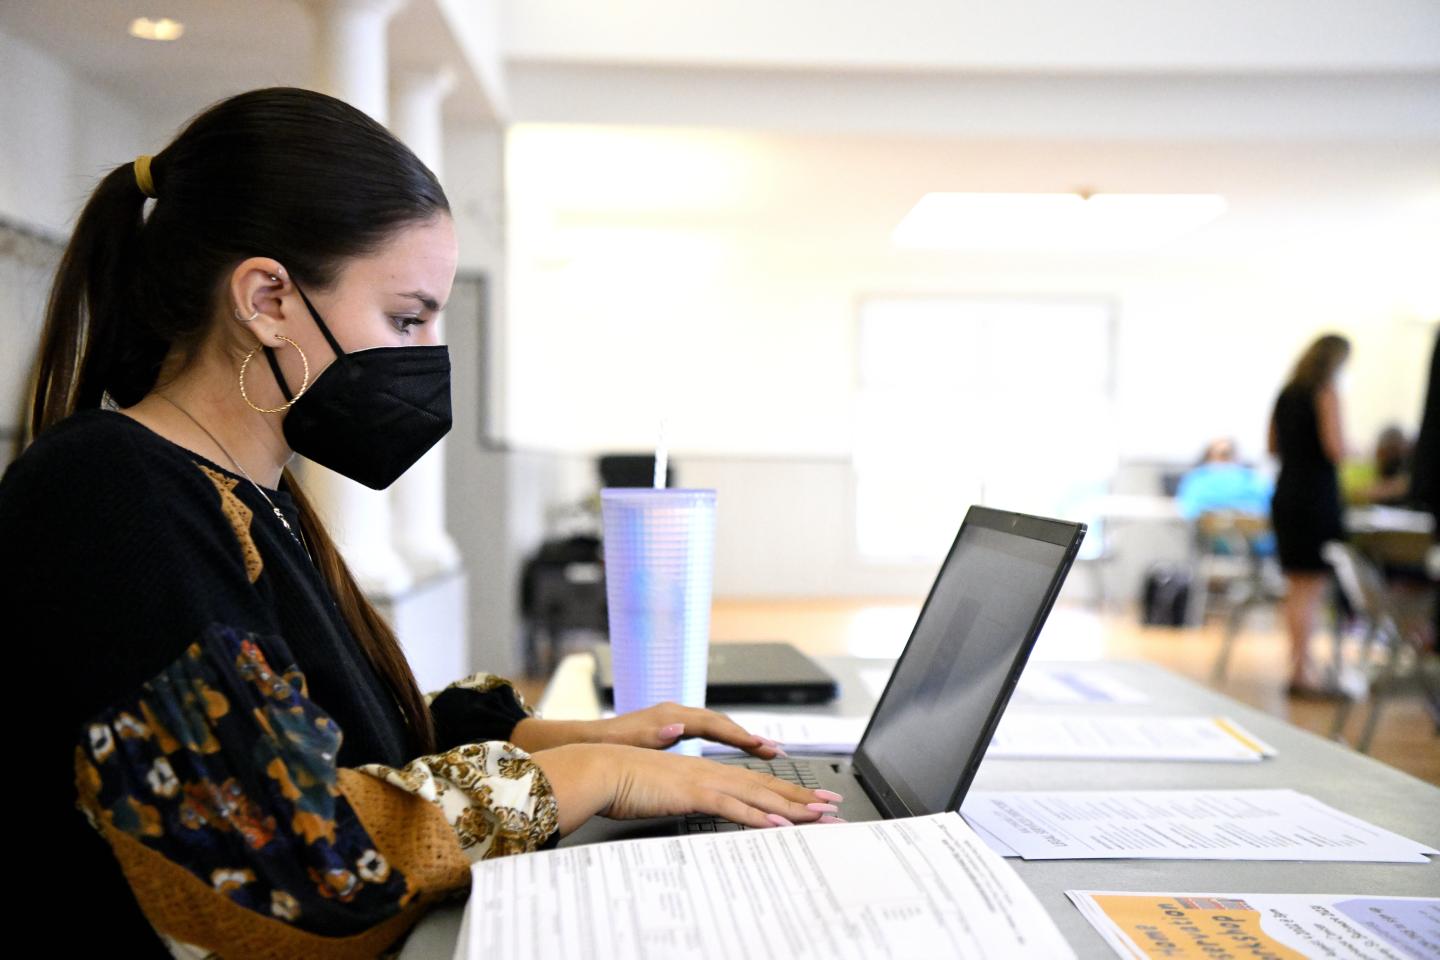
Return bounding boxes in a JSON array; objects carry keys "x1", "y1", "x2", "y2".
[
  {"x1": 390, "y1": 67, "x2": 462, "y2": 582},
  {"x1": 309, "y1": 0, "x2": 407, "y2": 123},
  {"x1": 303, "y1": 0, "x2": 413, "y2": 596}
]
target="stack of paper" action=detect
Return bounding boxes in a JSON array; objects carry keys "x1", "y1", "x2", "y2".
[
  {"x1": 455, "y1": 813, "x2": 1076, "y2": 960},
  {"x1": 703, "y1": 712, "x2": 1274, "y2": 763},
  {"x1": 986, "y1": 715, "x2": 1275, "y2": 762},
  {"x1": 700, "y1": 712, "x2": 868, "y2": 755},
  {"x1": 1068, "y1": 890, "x2": 1440, "y2": 960},
  {"x1": 1012, "y1": 668, "x2": 1151, "y2": 705},
  {"x1": 961, "y1": 789, "x2": 1438, "y2": 863},
  {"x1": 860, "y1": 665, "x2": 1151, "y2": 705}
]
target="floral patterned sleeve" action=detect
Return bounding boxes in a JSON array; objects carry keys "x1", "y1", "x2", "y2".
[{"x1": 75, "y1": 623, "x2": 559, "y2": 958}]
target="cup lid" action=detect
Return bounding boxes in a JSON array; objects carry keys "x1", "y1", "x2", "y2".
[{"x1": 601, "y1": 487, "x2": 716, "y2": 501}]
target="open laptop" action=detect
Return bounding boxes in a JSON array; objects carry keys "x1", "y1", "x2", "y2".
[
  {"x1": 593, "y1": 641, "x2": 840, "y2": 706},
  {"x1": 561, "y1": 505, "x2": 1086, "y2": 846}
]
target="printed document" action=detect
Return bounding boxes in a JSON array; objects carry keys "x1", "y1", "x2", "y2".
[
  {"x1": 700, "y1": 711, "x2": 867, "y2": 755},
  {"x1": 858, "y1": 664, "x2": 1149, "y2": 705},
  {"x1": 457, "y1": 812, "x2": 1076, "y2": 960},
  {"x1": 703, "y1": 713, "x2": 1273, "y2": 763},
  {"x1": 1012, "y1": 668, "x2": 1150, "y2": 705},
  {"x1": 960, "y1": 789, "x2": 1438, "y2": 863},
  {"x1": 986, "y1": 715, "x2": 1275, "y2": 762},
  {"x1": 1068, "y1": 890, "x2": 1439, "y2": 960}
]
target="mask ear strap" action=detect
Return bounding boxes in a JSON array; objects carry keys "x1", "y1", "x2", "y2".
[
  {"x1": 293, "y1": 283, "x2": 347, "y2": 358},
  {"x1": 263, "y1": 348, "x2": 295, "y2": 402}
]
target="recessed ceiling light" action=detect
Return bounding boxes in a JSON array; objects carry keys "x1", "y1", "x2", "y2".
[
  {"x1": 129, "y1": 17, "x2": 185, "y2": 42},
  {"x1": 892, "y1": 192, "x2": 1227, "y2": 252}
]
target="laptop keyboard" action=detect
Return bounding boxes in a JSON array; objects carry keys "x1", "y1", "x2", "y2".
[{"x1": 681, "y1": 758, "x2": 823, "y2": 833}]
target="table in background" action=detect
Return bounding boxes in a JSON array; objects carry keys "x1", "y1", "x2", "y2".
[{"x1": 401, "y1": 654, "x2": 1440, "y2": 960}]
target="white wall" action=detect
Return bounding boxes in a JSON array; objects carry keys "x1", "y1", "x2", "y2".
[
  {"x1": 443, "y1": 123, "x2": 596, "y2": 674},
  {"x1": 505, "y1": 244, "x2": 1435, "y2": 599},
  {"x1": 0, "y1": 29, "x2": 152, "y2": 445},
  {"x1": 505, "y1": 193, "x2": 1434, "y2": 459},
  {"x1": 0, "y1": 30, "x2": 148, "y2": 234},
  {"x1": 502, "y1": 125, "x2": 1438, "y2": 599}
]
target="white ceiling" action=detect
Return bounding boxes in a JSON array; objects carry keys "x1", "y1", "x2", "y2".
[
  {"x1": 508, "y1": 126, "x2": 1439, "y2": 266},
  {"x1": 4, "y1": 0, "x2": 1436, "y2": 281},
  {"x1": 503, "y1": 0, "x2": 1440, "y2": 74},
  {"x1": 0, "y1": 0, "x2": 492, "y2": 126}
]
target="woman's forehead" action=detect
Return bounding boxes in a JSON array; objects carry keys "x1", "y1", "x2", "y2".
[{"x1": 338, "y1": 216, "x2": 458, "y2": 303}]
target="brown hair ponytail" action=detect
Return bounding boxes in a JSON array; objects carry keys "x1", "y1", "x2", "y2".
[
  {"x1": 23, "y1": 88, "x2": 446, "y2": 755},
  {"x1": 29, "y1": 163, "x2": 153, "y2": 441},
  {"x1": 287, "y1": 469, "x2": 438, "y2": 755}
]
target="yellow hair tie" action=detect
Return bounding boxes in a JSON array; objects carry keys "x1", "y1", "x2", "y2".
[{"x1": 133, "y1": 155, "x2": 156, "y2": 199}]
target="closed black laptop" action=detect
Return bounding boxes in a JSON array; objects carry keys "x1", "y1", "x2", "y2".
[{"x1": 593, "y1": 641, "x2": 839, "y2": 706}]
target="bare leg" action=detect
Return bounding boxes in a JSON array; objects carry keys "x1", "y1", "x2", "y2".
[{"x1": 1282, "y1": 572, "x2": 1329, "y2": 688}]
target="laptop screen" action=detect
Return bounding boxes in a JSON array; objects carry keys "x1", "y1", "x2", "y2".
[{"x1": 854, "y1": 508, "x2": 1082, "y2": 818}]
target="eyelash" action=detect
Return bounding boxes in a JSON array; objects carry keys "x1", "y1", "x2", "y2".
[{"x1": 390, "y1": 315, "x2": 424, "y2": 335}]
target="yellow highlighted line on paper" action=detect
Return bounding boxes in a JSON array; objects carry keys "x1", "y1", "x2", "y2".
[{"x1": 1212, "y1": 716, "x2": 1271, "y2": 756}]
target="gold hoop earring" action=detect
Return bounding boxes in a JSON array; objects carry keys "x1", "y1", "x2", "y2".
[{"x1": 238, "y1": 336, "x2": 311, "y2": 414}]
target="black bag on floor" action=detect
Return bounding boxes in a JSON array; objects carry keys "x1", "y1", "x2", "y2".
[{"x1": 1141, "y1": 563, "x2": 1191, "y2": 626}]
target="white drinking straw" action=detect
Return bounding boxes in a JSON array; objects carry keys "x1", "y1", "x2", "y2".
[{"x1": 653, "y1": 420, "x2": 669, "y2": 489}]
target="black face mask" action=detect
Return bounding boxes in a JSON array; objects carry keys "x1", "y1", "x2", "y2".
[{"x1": 264, "y1": 284, "x2": 452, "y2": 490}]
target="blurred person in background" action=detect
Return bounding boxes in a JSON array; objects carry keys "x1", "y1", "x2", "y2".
[
  {"x1": 1340, "y1": 425, "x2": 1412, "y2": 506},
  {"x1": 1177, "y1": 437, "x2": 1276, "y2": 559},
  {"x1": 1269, "y1": 333, "x2": 1350, "y2": 696},
  {"x1": 1407, "y1": 330, "x2": 1439, "y2": 657},
  {"x1": 1177, "y1": 437, "x2": 1275, "y2": 522}
]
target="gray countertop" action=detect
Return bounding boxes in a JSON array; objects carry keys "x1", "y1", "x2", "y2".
[{"x1": 402, "y1": 657, "x2": 1439, "y2": 959}]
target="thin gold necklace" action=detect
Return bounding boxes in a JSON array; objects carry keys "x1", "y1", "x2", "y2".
[{"x1": 159, "y1": 394, "x2": 313, "y2": 562}]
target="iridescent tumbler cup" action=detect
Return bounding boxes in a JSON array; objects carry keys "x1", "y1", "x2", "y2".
[{"x1": 601, "y1": 488, "x2": 717, "y2": 755}]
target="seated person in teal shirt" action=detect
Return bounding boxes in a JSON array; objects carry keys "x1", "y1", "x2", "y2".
[{"x1": 1177, "y1": 438, "x2": 1276, "y2": 555}]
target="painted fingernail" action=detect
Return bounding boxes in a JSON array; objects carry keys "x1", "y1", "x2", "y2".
[
  {"x1": 765, "y1": 814, "x2": 795, "y2": 828},
  {"x1": 815, "y1": 790, "x2": 844, "y2": 802},
  {"x1": 660, "y1": 723, "x2": 685, "y2": 738},
  {"x1": 806, "y1": 802, "x2": 839, "y2": 814},
  {"x1": 770, "y1": 746, "x2": 790, "y2": 758},
  {"x1": 818, "y1": 815, "x2": 847, "y2": 824}
]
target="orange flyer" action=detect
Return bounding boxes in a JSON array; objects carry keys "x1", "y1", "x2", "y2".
[{"x1": 1068, "y1": 891, "x2": 1439, "y2": 960}]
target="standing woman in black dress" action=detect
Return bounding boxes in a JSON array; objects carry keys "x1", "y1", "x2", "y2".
[{"x1": 1269, "y1": 333, "x2": 1350, "y2": 695}]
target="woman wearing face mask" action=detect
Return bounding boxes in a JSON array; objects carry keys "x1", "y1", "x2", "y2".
[
  {"x1": 0, "y1": 88, "x2": 840, "y2": 959},
  {"x1": 1268, "y1": 333, "x2": 1351, "y2": 696}
]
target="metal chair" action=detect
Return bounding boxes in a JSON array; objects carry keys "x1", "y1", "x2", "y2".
[
  {"x1": 1322, "y1": 540, "x2": 1440, "y2": 751},
  {"x1": 1201, "y1": 512, "x2": 1288, "y2": 683},
  {"x1": 520, "y1": 535, "x2": 607, "y2": 678}
]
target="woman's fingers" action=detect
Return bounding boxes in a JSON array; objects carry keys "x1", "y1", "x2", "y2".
[
  {"x1": 706, "y1": 768, "x2": 828, "y2": 825},
  {"x1": 595, "y1": 743, "x2": 847, "y2": 828},
  {"x1": 613, "y1": 702, "x2": 787, "y2": 757},
  {"x1": 701, "y1": 790, "x2": 784, "y2": 829},
  {"x1": 699, "y1": 784, "x2": 820, "y2": 829},
  {"x1": 671, "y1": 705, "x2": 789, "y2": 758}
]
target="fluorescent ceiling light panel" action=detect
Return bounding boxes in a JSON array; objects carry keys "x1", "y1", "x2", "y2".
[
  {"x1": 129, "y1": 17, "x2": 185, "y2": 41},
  {"x1": 892, "y1": 192, "x2": 1227, "y2": 252}
]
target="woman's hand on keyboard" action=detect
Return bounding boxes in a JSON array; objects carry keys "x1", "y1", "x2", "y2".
[
  {"x1": 596, "y1": 702, "x2": 788, "y2": 758},
  {"x1": 530, "y1": 743, "x2": 839, "y2": 836},
  {"x1": 514, "y1": 704, "x2": 786, "y2": 759}
]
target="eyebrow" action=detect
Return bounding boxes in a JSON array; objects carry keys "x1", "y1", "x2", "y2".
[{"x1": 399, "y1": 290, "x2": 443, "y2": 312}]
